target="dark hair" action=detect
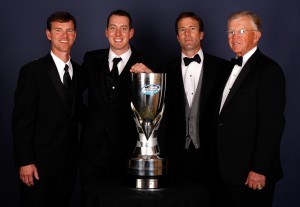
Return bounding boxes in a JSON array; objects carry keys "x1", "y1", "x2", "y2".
[
  {"x1": 106, "y1": 9, "x2": 133, "y2": 29},
  {"x1": 175, "y1": 12, "x2": 204, "y2": 35},
  {"x1": 228, "y1": 11, "x2": 262, "y2": 31},
  {"x1": 47, "y1": 11, "x2": 76, "y2": 31}
]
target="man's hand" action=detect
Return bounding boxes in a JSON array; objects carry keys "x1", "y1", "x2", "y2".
[
  {"x1": 245, "y1": 171, "x2": 266, "y2": 190},
  {"x1": 130, "y1": 63, "x2": 153, "y2": 73},
  {"x1": 19, "y1": 164, "x2": 39, "y2": 187}
]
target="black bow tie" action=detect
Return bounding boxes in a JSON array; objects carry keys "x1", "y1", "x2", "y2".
[
  {"x1": 183, "y1": 54, "x2": 201, "y2": 66},
  {"x1": 231, "y1": 56, "x2": 243, "y2": 66}
]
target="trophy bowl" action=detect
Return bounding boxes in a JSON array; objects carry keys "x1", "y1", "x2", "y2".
[{"x1": 128, "y1": 73, "x2": 168, "y2": 189}]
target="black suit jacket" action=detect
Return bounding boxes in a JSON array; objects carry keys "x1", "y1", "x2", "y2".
[
  {"x1": 216, "y1": 49, "x2": 285, "y2": 185},
  {"x1": 12, "y1": 53, "x2": 84, "y2": 180},
  {"x1": 160, "y1": 53, "x2": 231, "y2": 179},
  {"x1": 80, "y1": 48, "x2": 153, "y2": 179}
]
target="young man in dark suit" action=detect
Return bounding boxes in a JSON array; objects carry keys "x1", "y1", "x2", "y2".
[
  {"x1": 79, "y1": 9, "x2": 153, "y2": 190},
  {"x1": 214, "y1": 11, "x2": 286, "y2": 207},
  {"x1": 12, "y1": 11, "x2": 84, "y2": 207},
  {"x1": 160, "y1": 12, "x2": 231, "y2": 184}
]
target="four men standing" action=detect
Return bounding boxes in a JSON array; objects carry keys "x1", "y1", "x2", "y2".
[{"x1": 12, "y1": 9, "x2": 285, "y2": 207}]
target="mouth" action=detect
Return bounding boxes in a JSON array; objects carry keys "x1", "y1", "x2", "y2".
[
  {"x1": 114, "y1": 38, "x2": 122, "y2": 42},
  {"x1": 232, "y1": 40, "x2": 241, "y2": 45},
  {"x1": 60, "y1": 40, "x2": 69, "y2": 43}
]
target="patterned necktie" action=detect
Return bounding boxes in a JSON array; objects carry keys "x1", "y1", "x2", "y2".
[
  {"x1": 183, "y1": 54, "x2": 201, "y2": 66},
  {"x1": 231, "y1": 56, "x2": 243, "y2": 66},
  {"x1": 111, "y1": 57, "x2": 122, "y2": 80}
]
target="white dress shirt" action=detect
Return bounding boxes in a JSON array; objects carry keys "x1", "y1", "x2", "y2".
[
  {"x1": 108, "y1": 48, "x2": 132, "y2": 75},
  {"x1": 182, "y1": 49, "x2": 204, "y2": 107},
  {"x1": 219, "y1": 47, "x2": 257, "y2": 113},
  {"x1": 51, "y1": 51, "x2": 73, "y2": 83}
]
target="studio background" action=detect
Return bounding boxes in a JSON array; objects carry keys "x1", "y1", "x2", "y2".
[{"x1": 1, "y1": 0, "x2": 299, "y2": 206}]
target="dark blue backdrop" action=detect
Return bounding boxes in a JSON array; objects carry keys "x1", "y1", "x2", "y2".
[{"x1": 1, "y1": 1, "x2": 299, "y2": 206}]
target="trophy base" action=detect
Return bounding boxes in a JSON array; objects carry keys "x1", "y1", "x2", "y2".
[
  {"x1": 126, "y1": 174, "x2": 169, "y2": 189},
  {"x1": 127, "y1": 156, "x2": 169, "y2": 189}
]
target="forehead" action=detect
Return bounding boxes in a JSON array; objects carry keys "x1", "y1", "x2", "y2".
[
  {"x1": 109, "y1": 15, "x2": 130, "y2": 26},
  {"x1": 178, "y1": 17, "x2": 199, "y2": 27},
  {"x1": 228, "y1": 16, "x2": 253, "y2": 28},
  {"x1": 51, "y1": 21, "x2": 75, "y2": 29}
]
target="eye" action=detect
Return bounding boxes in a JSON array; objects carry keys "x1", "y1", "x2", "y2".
[
  {"x1": 121, "y1": 26, "x2": 128, "y2": 32},
  {"x1": 239, "y1": 29, "x2": 246, "y2": 34},
  {"x1": 109, "y1": 25, "x2": 116, "y2": 30},
  {"x1": 227, "y1": 30, "x2": 234, "y2": 35},
  {"x1": 179, "y1": 28, "x2": 185, "y2": 33},
  {"x1": 66, "y1": 29, "x2": 74, "y2": 33}
]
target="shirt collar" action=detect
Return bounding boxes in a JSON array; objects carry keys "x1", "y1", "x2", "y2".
[
  {"x1": 240, "y1": 46, "x2": 257, "y2": 67},
  {"x1": 108, "y1": 47, "x2": 132, "y2": 64},
  {"x1": 181, "y1": 49, "x2": 204, "y2": 66}
]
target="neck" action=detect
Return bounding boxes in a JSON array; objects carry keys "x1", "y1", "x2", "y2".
[{"x1": 51, "y1": 50, "x2": 70, "y2": 63}]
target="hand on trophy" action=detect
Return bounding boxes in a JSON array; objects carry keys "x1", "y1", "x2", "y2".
[{"x1": 130, "y1": 63, "x2": 153, "y2": 73}]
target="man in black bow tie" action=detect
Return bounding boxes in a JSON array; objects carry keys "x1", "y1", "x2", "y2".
[
  {"x1": 213, "y1": 11, "x2": 286, "y2": 207},
  {"x1": 159, "y1": 12, "x2": 231, "y2": 185}
]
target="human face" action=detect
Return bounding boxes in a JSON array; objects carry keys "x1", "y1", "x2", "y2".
[
  {"x1": 227, "y1": 16, "x2": 261, "y2": 57},
  {"x1": 46, "y1": 21, "x2": 76, "y2": 58},
  {"x1": 105, "y1": 15, "x2": 134, "y2": 55},
  {"x1": 177, "y1": 17, "x2": 203, "y2": 57}
]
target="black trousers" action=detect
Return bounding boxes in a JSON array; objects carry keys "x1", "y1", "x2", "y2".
[
  {"x1": 19, "y1": 168, "x2": 77, "y2": 207},
  {"x1": 209, "y1": 177, "x2": 276, "y2": 207}
]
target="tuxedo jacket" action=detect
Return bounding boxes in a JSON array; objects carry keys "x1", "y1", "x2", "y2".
[
  {"x1": 160, "y1": 53, "x2": 231, "y2": 178},
  {"x1": 80, "y1": 48, "x2": 154, "y2": 178},
  {"x1": 216, "y1": 49, "x2": 285, "y2": 185},
  {"x1": 12, "y1": 53, "x2": 84, "y2": 180}
]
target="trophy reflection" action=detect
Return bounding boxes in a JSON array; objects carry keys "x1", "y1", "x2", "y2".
[{"x1": 128, "y1": 73, "x2": 168, "y2": 189}]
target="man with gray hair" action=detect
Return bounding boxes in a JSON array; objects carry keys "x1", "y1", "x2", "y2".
[{"x1": 213, "y1": 10, "x2": 285, "y2": 207}]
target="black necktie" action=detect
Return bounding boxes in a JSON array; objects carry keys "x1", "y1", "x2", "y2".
[
  {"x1": 183, "y1": 54, "x2": 201, "y2": 66},
  {"x1": 63, "y1": 64, "x2": 71, "y2": 88},
  {"x1": 231, "y1": 56, "x2": 243, "y2": 66},
  {"x1": 63, "y1": 64, "x2": 73, "y2": 110},
  {"x1": 111, "y1": 57, "x2": 122, "y2": 80}
]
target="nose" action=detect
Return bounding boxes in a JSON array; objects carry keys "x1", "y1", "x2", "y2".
[
  {"x1": 184, "y1": 29, "x2": 191, "y2": 36},
  {"x1": 115, "y1": 28, "x2": 121, "y2": 36}
]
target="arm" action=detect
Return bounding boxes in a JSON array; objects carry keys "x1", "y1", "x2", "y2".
[
  {"x1": 12, "y1": 65, "x2": 40, "y2": 186},
  {"x1": 246, "y1": 62, "x2": 285, "y2": 190}
]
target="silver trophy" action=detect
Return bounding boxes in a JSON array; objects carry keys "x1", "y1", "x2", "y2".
[{"x1": 128, "y1": 73, "x2": 168, "y2": 189}]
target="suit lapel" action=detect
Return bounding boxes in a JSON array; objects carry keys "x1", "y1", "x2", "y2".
[
  {"x1": 70, "y1": 60, "x2": 80, "y2": 116},
  {"x1": 97, "y1": 59, "x2": 110, "y2": 103},
  {"x1": 45, "y1": 54, "x2": 70, "y2": 114},
  {"x1": 172, "y1": 58, "x2": 186, "y2": 116},
  {"x1": 109, "y1": 51, "x2": 135, "y2": 103},
  {"x1": 221, "y1": 50, "x2": 260, "y2": 111}
]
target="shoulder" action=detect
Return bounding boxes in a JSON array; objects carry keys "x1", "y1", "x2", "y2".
[
  {"x1": 19, "y1": 54, "x2": 50, "y2": 73},
  {"x1": 83, "y1": 48, "x2": 108, "y2": 61},
  {"x1": 159, "y1": 56, "x2": 181, "y2": 73},
  {"x1": 204, "y1": 53, "x2": 230, "y2": 65},
  {"x1": 203, "y1": 53, "x2": 232, "y2": 75},
  {"x1": 253, "y1": 50, "x2": 284, "y2": 75}
]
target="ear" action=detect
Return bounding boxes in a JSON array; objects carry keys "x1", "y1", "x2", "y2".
[
  {"x1": 199, "y1": 31, "x2": 204, "y2": 41},
  {"x1": 105, "y1": 28, "x2": 109, "y2": 38},
  {"x1": 129, "y1": 28, "x2": 134, "y2": 39},
  {"x1": 46, "y1": 29, "x2": 51, "y2": 41},
  {"x1": 253, "y1": 31, "x2": 261, "y2": 44}
]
